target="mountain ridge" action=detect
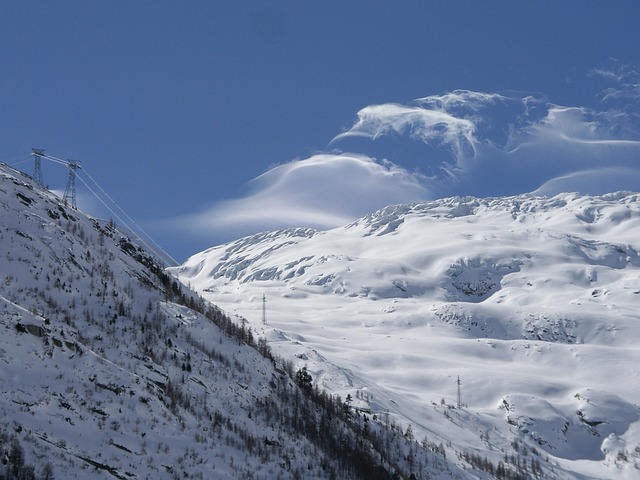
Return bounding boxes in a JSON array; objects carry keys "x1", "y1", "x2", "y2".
[
  {"x1": 4, "y1": 156, "x2": 640, "y2": 478},
  {"x1": 173, "y1": 190, "x2": 640, "y2": 479},
  {"x1": 1, "y1": 162, "x2": 461, "y2": 479}
]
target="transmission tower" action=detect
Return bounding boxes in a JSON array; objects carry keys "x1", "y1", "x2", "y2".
[
  {"x1": 262, "y1": 293, "x2": 267, "y2": 325},
  {"x1": 31, "y1": 148, "x2": 45, "y2": 186},
  {"x1": 457, "y1": 376, "x2": 462, "y2": 408},
  {"x1": 63, "y1": 161, "x2": 81, "y2": 209}
]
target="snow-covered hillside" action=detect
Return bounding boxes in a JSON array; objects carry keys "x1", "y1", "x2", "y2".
[
  {"x1": 173, "y1": 192, "x2": 640, "y2": 479},
  {"x1": 0, "y1": 162, "x2": 460, "y2": 480}
]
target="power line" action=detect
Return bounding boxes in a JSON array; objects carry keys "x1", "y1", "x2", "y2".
[
  {"x1": 78, "y1": 166, "x2": 178, "y2": 266},
  {"x1": 75, "y1": 172, "x2": 175, "y2": 266},
  {"x1": 4, "y1": 154, "x2": 32, "y2": 168},
  {"x1": 34, "y1": 150, "x2": 178, "y2": 267},
  {"x1": 74, "y1": 173, "x2": 130, "y2": 233},
  {"x1": 36, "y1": 152, "x2": 68, "y2": 166}
]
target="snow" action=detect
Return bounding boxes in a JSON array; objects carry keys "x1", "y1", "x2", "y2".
[
  {"x1": 4, "y1": 156, "x2": 640, "y2": 478},
  {"x1": 4, "y1": 163, "x2": 459, "y2": 479},
  {"x1": 173, "y1": 191, "x2": 640, "y2": 478}
]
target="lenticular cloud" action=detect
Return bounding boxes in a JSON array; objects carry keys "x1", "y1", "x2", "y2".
[{"x1": 174, "y1": 153, "x2": 428, "y2": 237}]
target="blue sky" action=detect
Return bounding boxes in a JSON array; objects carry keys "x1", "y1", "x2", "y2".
[{"x1": 2, "y1": 1, "x2": 640, "y2": 261}]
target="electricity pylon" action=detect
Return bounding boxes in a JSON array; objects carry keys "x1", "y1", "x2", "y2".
[
  {"x1": 262, "y1": 293, "x2": 267, "y2": 325},
  {"x1": 63, "y1": 161, "x2": 81, "y2": 209},
  {"x1": 31, "y1": 148, "x2": 45, "y2": 187}
]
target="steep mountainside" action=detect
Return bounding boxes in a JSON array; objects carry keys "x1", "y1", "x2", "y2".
[
  {"x1": 173, "y1": 192, "x2": 640, "y2": 479},
  {"x1": 0, "y1": 163, "x2": 460, "y2": 479}
]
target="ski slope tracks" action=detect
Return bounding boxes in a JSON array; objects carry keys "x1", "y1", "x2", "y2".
[{"x1": 173, "y1": 191, "x2": 640, "y2": 479}]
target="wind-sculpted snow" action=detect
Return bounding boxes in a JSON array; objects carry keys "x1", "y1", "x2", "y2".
[
  {"x1": 501, "y1": 390, "x2": 638, "y2": 461},
  {"x1": 175, "y1": 190, "x2": 640, "y2": 479},
  {"x1": 565, "y1": 236, "x2": 640, "y2": 270},
  {"x1": 194, "y1": 227, "x2": 319, "y2": 283},
  {"x1": 445, "y1": 257, "x2": 523, "y2": 301}
]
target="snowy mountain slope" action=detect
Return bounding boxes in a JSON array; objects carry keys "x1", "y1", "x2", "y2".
[
  {"x1": 173, "y1": 192, "x2": 640, "y2": 479},
  {"x1": 0, "y1": 163, "x2": 461, "y2": 480}
]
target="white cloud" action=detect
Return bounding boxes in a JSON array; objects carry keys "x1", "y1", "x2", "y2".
[
  {"x1": 332, "y1": 102, "x2": 478, "y2": 162},
  {"x1": 169, "y1": 153, "x2": 428, "y2": 238},
  {"x1": 532, "y1": 168, "x2": 640, "y2": 197},
  {"x1": 330, "y1": 86, "x2": 640, "y2": 198},
  {"x1": 331, "y1": 90, "x2": 504, "y2": 176},
  {"x1": 166, "y1": 66, "x2": 640, "y2": 246}
]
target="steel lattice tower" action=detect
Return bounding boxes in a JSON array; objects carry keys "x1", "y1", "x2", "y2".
[
  {"x1": 457, "y1": 376, "x2": 462, "y2": 408},
  {"x1": 63, "y1": 161, "x2": 81, "y2": 209},
  {"x1": 31, "y1": 148, "x2": 45, "y2": 186},
  {"x1": 262, "y1": 293, "x2": 267, "y2": 325}
]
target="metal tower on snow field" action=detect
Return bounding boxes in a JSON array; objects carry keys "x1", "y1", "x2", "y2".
[
  {"x1": 262, "y1": 293, "x2": 267, "y2": 325},
  {"x1": 31, "y1": 148, "x2": 45, "y2": 187},
  {"x1": 63, "y1": 161, "x2": 81, "y2": 209}
]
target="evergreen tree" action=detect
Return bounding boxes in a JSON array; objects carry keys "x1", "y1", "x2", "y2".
[{"x1": 295, "y1": 366, "x2": 313, "y2": 393}]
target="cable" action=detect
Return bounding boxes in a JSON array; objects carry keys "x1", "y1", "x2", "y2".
[
  {"x1": 39, "y1": 152, "x2": 179, "y2": 267},
  {"x1": 6, "y1": 155, "x2": 33, "y2": 168},
  {"x1": 74, "y1": 173, "x2": 130, "y2": 232},
  {"x1": 76, "y1": 171, "x2": 177, "y2": 266},
  {"x1": 79, "y1": 166, "x2": 179, "y2": 266},
  {"x1": 41, "y1": 153, "x2": 74, "y2": 167}
]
